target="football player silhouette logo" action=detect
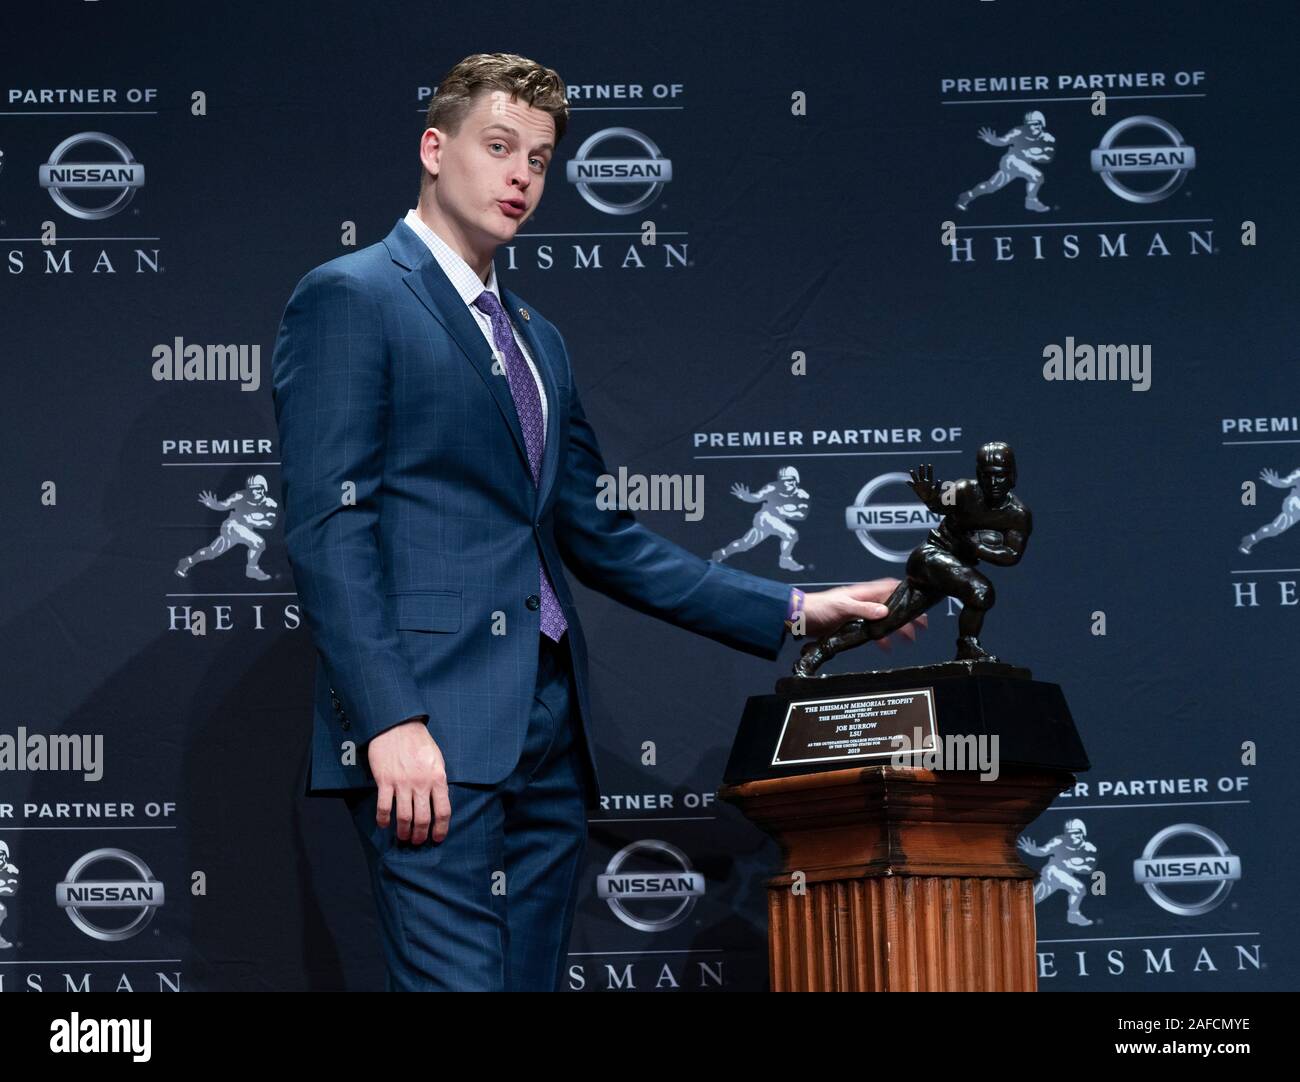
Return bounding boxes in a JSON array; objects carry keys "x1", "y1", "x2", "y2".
[
  {"x1": 0, "y1": 839, "x2": 19, "y2": 949},
  {"x1": 1239, "y1": 467, "x2": 1300, "y2": 554},
  {"x1": 175, "y1": 474, "x2": 279, "y2": 581},
  {"x1": 712, "y1": 466, "x2": 811, "y2": 572},
  {"x1": 1018, "y1": 819, "x2": 1099, "y2": 927},
  {"x1": 956, "y1": 110, "x2": 1056, "y2": 213}
]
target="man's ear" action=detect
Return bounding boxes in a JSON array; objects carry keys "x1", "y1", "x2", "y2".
[{"x1": 420, "y1": 128, "x2": 443, "y2": 179}]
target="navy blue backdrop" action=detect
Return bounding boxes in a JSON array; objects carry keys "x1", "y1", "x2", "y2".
[{"x1": 1, "y1": 0, "x2": 1295, "y2": 990}]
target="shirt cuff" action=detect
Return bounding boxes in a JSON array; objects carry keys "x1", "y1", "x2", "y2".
[{"x1": 784, "y1": 587, "x2": 806, "y2": 629}]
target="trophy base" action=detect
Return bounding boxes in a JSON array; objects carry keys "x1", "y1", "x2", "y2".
[{"x1": 725, "y1": 663, "x2": 1087, "y2": 786}]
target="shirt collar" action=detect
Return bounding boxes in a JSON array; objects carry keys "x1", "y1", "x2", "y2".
[{"x1": 403, "y1": 207, "x2": 499, "y2": 308}]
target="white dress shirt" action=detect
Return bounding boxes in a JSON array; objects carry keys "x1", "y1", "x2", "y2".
[{"x1": 403, "y1": 207, "x2": 548, "y2": 436}]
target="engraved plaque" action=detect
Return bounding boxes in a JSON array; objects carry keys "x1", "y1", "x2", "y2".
[{"x1": 771, "y1": 687, "x2": 937, "y2": 767}]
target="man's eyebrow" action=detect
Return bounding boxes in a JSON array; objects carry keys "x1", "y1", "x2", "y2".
[{"x1": 481, "y1": 123, "x2": 553, "y2": 153}]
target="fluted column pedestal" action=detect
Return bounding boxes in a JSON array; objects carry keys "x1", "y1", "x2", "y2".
[{"x1": 719, "y1": 764, "x2": 1074, "y2": 991}]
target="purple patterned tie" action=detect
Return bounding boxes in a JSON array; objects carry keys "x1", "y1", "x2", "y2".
[{"x1": 473, "y1": 289, "x2": 568, "y2": 642}]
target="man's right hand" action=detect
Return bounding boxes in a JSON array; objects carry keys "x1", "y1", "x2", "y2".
[{"x1": 366, "y1": 719, "x2": 451, "y2": 845}]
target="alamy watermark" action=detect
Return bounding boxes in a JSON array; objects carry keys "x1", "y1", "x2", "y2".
[
  {"x1": 596, "y1": 467, "x2": 704, "y2": 521},
  {"x1": 1042, "y1": 337, "x2": 1151, "y2": 391},
  {"x1": 151, "y1": 337, "x2": 261, "y2": 391},
  {"x1": 0, "y1": 727, "x2": 103, "y2": 782},
  {"x1": 889, "y1": 727, "x2": 1000, "y2": 780}
]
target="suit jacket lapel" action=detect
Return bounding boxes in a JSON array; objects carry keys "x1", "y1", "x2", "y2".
[
  {"x1": 384, "y1": 218, "x2": 560, "y2": 513},
  {"x1": 388, "y1": 219, "x2": 532, "y2": 481}
]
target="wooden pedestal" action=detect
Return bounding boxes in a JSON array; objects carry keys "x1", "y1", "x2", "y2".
[{"x1": 718, "y1": 764, "x2": 1075, "y2": 991}]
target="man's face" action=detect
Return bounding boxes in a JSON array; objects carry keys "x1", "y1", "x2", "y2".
[
  {"x1": 1067, "y1": 828, "x2": 1085, "y2": 846},
  {"x1": 1027, "y1": 120, "x2": 1042, "y2": 137},
  {"x1": 428, "y1": 90, "x2": 555, "y2": 251}
]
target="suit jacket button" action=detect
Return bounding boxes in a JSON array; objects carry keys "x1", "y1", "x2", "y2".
[
  {"x1": 340, "y1": 718, "x2": 351, "y2": 731},
  {"x1": 525, "y1": 594, "x2": 541, "y2": 610}
]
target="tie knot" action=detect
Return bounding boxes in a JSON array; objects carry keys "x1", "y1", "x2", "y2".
[{"x1": 473, "y1": 289, "x2": 504, "y2": 318}]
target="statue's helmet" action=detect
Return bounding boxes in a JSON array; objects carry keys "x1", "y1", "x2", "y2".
[
  {"x1": 1024, "y1": 110, "x2": 1046, "y2": 128},
  {"x1": 778, "y1": 466, "x2": 801, "y2": 485},
  {"x1": 976, "y1": 442, "x2": 1016, "y2": 488},
  {"x1": 246, "y1": 474, "x2": 269, "y2": 494},
  {"x1": 1064, "y1": 818, "x2": 1086, "y2": 836}
]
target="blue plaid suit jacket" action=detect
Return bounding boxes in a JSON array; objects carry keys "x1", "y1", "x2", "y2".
[{"x1": 271, "y1": 217, "x2": 791, "y2": 796}]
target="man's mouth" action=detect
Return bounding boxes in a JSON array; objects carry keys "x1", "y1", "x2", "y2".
[{"x1": 498, "y1": 198, "x2": 526, "y2": 220}]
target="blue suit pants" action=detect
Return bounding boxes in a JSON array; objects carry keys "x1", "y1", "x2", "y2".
[{"x1": 346, "y1": 632, "x2": 593, "y2": 991}]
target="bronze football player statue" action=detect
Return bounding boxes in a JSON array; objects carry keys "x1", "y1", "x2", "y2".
[{"x1": 794, "y1": 441, "x2": 1031, "y2": 677}]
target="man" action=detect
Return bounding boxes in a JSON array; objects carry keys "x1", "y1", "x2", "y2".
[{"x1": 271, "y1": 52, "x2": 921, "y2": 992}]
